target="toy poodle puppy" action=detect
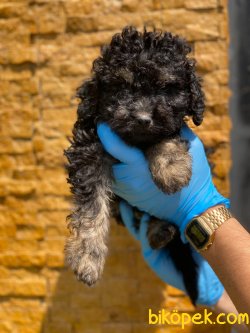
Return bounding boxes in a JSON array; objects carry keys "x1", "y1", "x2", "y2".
[{"x1": 64, "y1": 26, "x2": 205, "y2": 304}]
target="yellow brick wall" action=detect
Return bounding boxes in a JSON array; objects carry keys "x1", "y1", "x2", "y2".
[{"x1": 0, "y1": 1, "x2": 231, "y2": 332}]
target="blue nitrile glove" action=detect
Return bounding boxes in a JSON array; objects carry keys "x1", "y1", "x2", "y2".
[
  {"x1": 119, "y1": 200, "x2": 224, "y2": 306},
  {"x1": 97, "y1": 122, "x2": 230, "y2": 240}
]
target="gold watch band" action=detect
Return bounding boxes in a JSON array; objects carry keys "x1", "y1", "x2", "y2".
[{"x1": 200, "y1": 206, "x2": 232, "y2": 232}]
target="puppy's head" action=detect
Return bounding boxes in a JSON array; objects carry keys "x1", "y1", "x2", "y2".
[{"x1": 78, "y1": 26, "x2": 205, "y2": 147}]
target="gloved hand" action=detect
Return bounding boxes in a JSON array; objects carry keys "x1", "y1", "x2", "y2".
[
  {"x1": 97, "y1": 122, "x2": 230, "y2": 240},
  {"x1": 119, "y1": 200, "x2": 224, "y2": 306}
]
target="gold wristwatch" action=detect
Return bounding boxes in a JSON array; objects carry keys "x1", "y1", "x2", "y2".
[{"x1": 185, "y1": 206, "x2": 232, "y2": 252}]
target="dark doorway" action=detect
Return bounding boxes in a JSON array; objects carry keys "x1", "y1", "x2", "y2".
[{"x1": 229, "y1": 0, "x2": 250, "y2": 230}]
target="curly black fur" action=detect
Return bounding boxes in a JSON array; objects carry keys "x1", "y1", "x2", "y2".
[{"x1": 64, "y1": 26, "x2": 204, "y2": 304}]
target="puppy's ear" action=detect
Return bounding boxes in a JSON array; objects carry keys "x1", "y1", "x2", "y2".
[
  {"x1": 76, "y1": 78, "x2": 98, "y2": 101},
  {"x1": 188, "y1": 63, "x2": 205, "y2": 126},
  {"x1": 75, "y1": 78, "x2": 99, "y2": 122}
]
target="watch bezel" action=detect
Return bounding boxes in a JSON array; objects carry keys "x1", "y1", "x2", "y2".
[{"x1": 185, "y1": 217, "x2": 214, "y2": 252}]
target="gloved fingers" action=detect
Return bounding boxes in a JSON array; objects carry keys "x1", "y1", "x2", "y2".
[
  {"x1": 180, "y1": 124, "x2": 199, "y2": 141},
  {"x1": 180, "y1": 124, "x2": 196, "y2": 141},
  {"x1": 138, "y1": 213, "x2": 153, "y2": 251},
  {"x1": 97, "y1": 123, "x2": 145, "y2": 164},
  {"x1": 180, "y1": 124, "x2": 205, "y2": 154},
  {"x1": 119, "y1": 200, "x2": 139, "y2": 240},
  {"x1": 141, "y1": 244, "x2": 187, "y2": 293}
]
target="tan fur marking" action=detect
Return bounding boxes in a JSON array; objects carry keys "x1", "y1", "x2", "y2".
[
  {"x1": 117, "y1": 68, "x2": 134, "y2": 84},
  {"x1": 146, "y1": 139, "x2": 192, "y2": 194}
]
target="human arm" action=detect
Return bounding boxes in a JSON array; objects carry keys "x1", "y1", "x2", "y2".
[
  {"x1": 97, "y1": 122, "x2": 249, "y2": 314},
  {"x1": 119, "y1": 201, "x2": 249, "y2": 332},
  {"x1": 201, "y1": 211, "x2": 250, "y2": 318}
]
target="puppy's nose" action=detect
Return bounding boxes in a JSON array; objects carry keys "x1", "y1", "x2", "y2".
[
  {"x1": 138, "y1": 118, "x2": 151, "y2": 126},
  {"x1": 136, "y1": 113, "x2": 152, "y2": 126}
]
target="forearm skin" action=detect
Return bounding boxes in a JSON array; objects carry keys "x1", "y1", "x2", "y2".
[{"x1": 201, "y1": 211, "x2": 250, "y2": 324}]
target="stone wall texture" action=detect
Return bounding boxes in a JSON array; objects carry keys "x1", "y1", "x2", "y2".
[{"x1": 0, "y1": 0, "x2": 231, "y2": 333}]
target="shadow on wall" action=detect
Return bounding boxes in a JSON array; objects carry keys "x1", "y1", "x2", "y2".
[
  {"x1": 40, "y1": 222, "x2": 230, "y2": 333},
  {"x1": 40, "y1": 221, "x2": 168, "y2": 333}
]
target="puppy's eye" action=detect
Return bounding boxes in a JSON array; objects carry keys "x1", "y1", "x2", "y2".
[
  {"x1": 157, "y1": 85, "x2": 173, "y2": 93},
  {"x1": 115, "y1": 91, "x2": 124, "y2": 99},
  {"x1": 158, "y1": 83, "x2": 182, "y2": 94},
  {"x1": 115, "y1": 106, "x2": 128, "y2": 118}
]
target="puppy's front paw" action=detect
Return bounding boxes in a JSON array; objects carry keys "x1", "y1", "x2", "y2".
[
  {"x1": 146, "y1": 139, "x2": 192, "y2": 194},
  {"x1": 65, "y1": 236, "x2": 105, "y2": 286}
]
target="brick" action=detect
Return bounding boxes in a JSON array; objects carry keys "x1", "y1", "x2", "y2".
[
  {"x1": 0, "y1": 155, "x2": 15, "y2": 176},
  {"x1": 214, "y1": 160, "x2": 231, "y2": 179},
  {"x1": 0, "y1": 222, "x2": 16, "y2": 237},
  {"x1": 185, "y1": 24, "x2": 219, "y2": 41},
  {"x1": 198, "y1": 112, "x2": 231, "y2": 131},
  {"x1": 102, "y1": 323, "x2": 132, "y2": 333},
  {"x1": 37, "y1": 176, "x2": 69, "y2": 196},
  {"x1": 0, "y1": 68, "x2": 32, "y2": 81},
  {"x1": 196, "y1": 130, "x2": 230, "y2": 146},
  {"x1": 33, "y1": 136, "x2": 69, "y2": 167},
  {"x1": 0, "y1": 252, "x2": 46, "y2": 267},
  {"x1": 214, "y1": 177, "x2": 230, "y2": 196},
  {"x1": 0, "y1": 44, "x2": 37, "y2": 65},
  {"x1": 0, "y1": 18, "x2": 22, "y2": 34},
  {"x1": 33, "y1": 3, "x2": 66, "y2": 34},
  {"x1": 0, "y1": 267, "x2": 10, "y2": 278},
  {"x1": 210, "y1": 143, "x2": 230, "y2": 160},
  {"x1": 0, "y1": 108, "x2": 39, "y2": 139},
  {"x1": 39, "y1": 210, "x2": 68, "y2": 226},
  {"x1": 0, "y1": 321, "x2": 12, "y2": 333},
  {"x1": 0, "y1": 278, "x2": 46, "y2": 296},
  {"x1": 0, "y1": 209, "x2": 37, "y2": 227},
  {"x1": 185, "y1": 0, "x2": 217, "y2": 9},
  {"x1": 46, "y1": 252, "x2": 65, "y2": 268},
  {"x1": 36, "y1": 196, "x2": 70, "y2": 211},
  {"x1": 0, "y1": 3, "x2": 26, "y2": 18},
  {"x1": 219, "y1": 0, "x2": 228, "y2": 7},
  {"x1": 6, "y1": 180, "x2": 37, "y2": 196},
  {"x1": 195, "y1": 41, "x2": 228, "y2": 71},
  {"x1": 17, "y1": 325, "x2": 42, "y2": 333},
  {"x1": 63, "y1": 0, "x2": 125, "y2": 16},
  {"x1": 122, "y1": 0, "x2": 140, "y2": 12},
  {"x1": 204, "y1": 70, "x2": 229, "y2": 85},
  {"x1": 38, "y1": 77, "x2": 77, "y2": 108},
  {"x1": 67, "y1": 12, "x2": 143, "y2": 33},
  {"x1": 0, "y1": 138, "x2": 32, "y2": 154},
  {"x1": 16, "y1": 225, "x2": 45, "y2": 240},
  {"x1": 161, "y1": 0, "x2": 185, "y2": 9},
  {"x1": 63, "y1": 0, "x2": 95, "y2": 16},
  {"x1": 42, "y1": 108, "x2": 76, "y2": 137}
]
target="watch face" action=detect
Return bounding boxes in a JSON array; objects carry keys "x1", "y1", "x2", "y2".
[{"x1": 186, "y1": 219, "x2": 210, "y2": 249}]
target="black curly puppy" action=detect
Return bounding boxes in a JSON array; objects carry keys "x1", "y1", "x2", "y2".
[{"x1": 64, "y1": 26, "x2": 205, "y2": 304}]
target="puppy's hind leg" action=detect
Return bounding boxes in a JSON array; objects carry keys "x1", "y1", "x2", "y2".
[
  {"x1": 147, "y1": 219, "x2": 198, "y2": 305},
  {"x1": 64, "y1": 140, "x2": 112, "y2": 286}
]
